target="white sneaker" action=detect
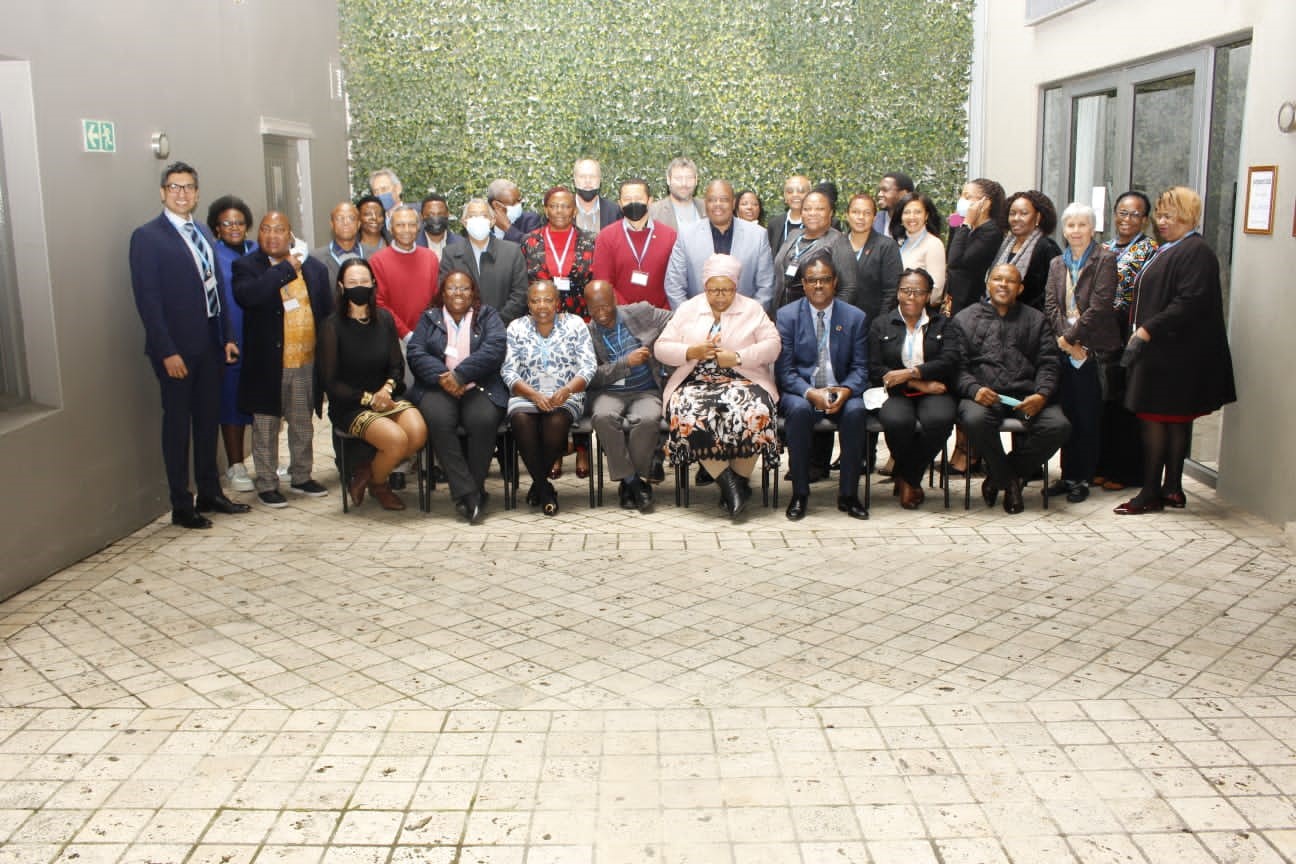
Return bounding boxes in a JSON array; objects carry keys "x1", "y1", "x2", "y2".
[
  {"x1": 277, "y1": 465, "x2": 288, "y2": 479},
  {"x1": 227, "y1": 463, "x2": 254, "y2": 492}
]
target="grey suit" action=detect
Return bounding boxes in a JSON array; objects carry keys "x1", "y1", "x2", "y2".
[
  {"x1": 648, "y1": 197, "x2": 705, "y2": 232},
  {"x1": 587, "y1": 302, "x2": 673, "y2": 482},
  {"x1": 438, "y1": 236, "x2": 529, "y2": 324},
  {"x1": 663, "y1": 218, "x2": 775, "y2": 311}
]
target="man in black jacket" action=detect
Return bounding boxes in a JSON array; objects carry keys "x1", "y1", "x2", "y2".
[{"x1": 953, "y1": 264, "x2": 1070, "y2": 514}]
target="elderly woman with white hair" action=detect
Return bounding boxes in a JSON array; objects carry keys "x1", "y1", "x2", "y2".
[
  {"x1": 1042, "y1": 201, "x2": 1120, "y2": 503},
  {"x1": 654, "y1": 254, "x2": 781, "y2": 518}
]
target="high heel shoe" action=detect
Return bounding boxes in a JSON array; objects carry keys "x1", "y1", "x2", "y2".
[
  {"x1": 548, "y1": 457, "x2": 563, "y2": 480},
  {"x1": 369, "y1": 479, "x2": 405, "y2": 510},
  {"x1": 542, "y1": 484, "x2": 560, "y2": 517},
  {"x1": 1113, "y1": 497, "x2": 1164, "y2": 515},
  {"x1": 1161, "y1": 491, "x2": 1187, "y2": 509},
  {"x1": 575, "y1": 444, "x2": 590, "y2": 479},
  {"x1": 348, "y1": 463, "x2": 372, "y2": 506}
]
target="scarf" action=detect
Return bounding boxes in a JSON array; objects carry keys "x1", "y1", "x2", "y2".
[{"x1": 992, "y1": 228, "x2": 1043, "y2": 282}]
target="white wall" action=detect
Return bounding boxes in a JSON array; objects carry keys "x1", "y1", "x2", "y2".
[{"x1": 978, "y1": 0, "x2": 1296, "y2": 529}]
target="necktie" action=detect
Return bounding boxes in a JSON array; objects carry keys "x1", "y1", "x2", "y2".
[
  {"x1": 185, "y1": 223, "x2": 220, "y2": 317},
  {"x1": 814, "y1": 310, "x2": 828, "y2": 389}
]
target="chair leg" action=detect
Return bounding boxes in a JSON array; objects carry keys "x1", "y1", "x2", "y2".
[
  {"x1": 587, "y1": 428, "x2": 596, "y2": 510},
  {"x1": 595, "y1": 435, "x2": 605, "y2": 507},
  {"x1": 941, "y1": 442, "x2": 950, "y2": 509},
  {"x1": 964, "y1": 438, "x2": 974, "y2": 510},
  {"x1": 416, "y1": 442, "x2": 427, "y2": 513},
  {"x1": 1041, "y1": 459, "x2": 1049, "y2": 510},
  {"x1": 338, "y1": 431, "x2": 349, "y2": 515}
]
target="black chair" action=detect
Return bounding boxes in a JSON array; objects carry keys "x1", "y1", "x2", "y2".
[
  {"x1": 334, "y1": 427, "x2": 426, "y2": 514},
  {"x1": 962, "y1": 416, "x2": 1049, "y2": 510},
  {"x1": 421, "y1": 421, "x2": 514, "y2": 512}
]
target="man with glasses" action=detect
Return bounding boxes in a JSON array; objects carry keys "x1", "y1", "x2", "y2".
[
  {"x1": 311, "y1": 202, "x2": 365, "y2": 288},
  {"x1": 130, "y1": 161, "x2": 250, "y2": 528}
]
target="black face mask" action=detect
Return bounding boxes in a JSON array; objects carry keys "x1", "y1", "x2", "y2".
[
  {"x1": 344, "y1": 285, "x2": 374, "y2": 306},
  {"x1": 621, "y1": 202, "x2": 648, "y2": 222},
  {"x1": 423, "y1": 216, "x2": 448, "y2": 235},
  {"x1": 574, "y1": 186, "x2": 599, "y2": 202}
]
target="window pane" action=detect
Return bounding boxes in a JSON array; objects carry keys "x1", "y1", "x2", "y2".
[
  {"x1": 1130, "y1": 72, "x2": 1195, "y2": 196},
  {"x1": 1040, "y1": 87, "x2": 1066, "y2": 223},
  {"x1": 1069, "y1": 91, "x2": 1117, "y2": 232},
  {"x1": 0, "y1": 118, "x2": 30, "y2": 406}
]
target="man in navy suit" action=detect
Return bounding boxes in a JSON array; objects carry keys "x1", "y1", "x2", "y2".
[
  {"x1": 130, "y1": 161, "x2": 251, "y2": 529},
  {"x1": 233, "y1": 212, "x2": 334, "y2": 508},
  {"x1": 776, "y1": 250, "x2": 870, "y2": 521},
  {"x1": 664, "y1": 179, "x2": 775, "y2": 311}
]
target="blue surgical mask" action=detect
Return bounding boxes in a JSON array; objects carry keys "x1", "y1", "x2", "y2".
[{"x1": 378, "y1": 192, "x2": 396, "y2": 211}]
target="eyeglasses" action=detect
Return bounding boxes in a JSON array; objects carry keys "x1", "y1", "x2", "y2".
[
  {"x1": 1115, "y1": 209, "x2": 1145, "y2": 219},
  {"x1": 443, "y1": 283, "x2": 473, "y2": 293},
  {"x1": 164, "y1": 183, "x2": 197, "y2": 194},
  {"x1": 801, "y1": 276, "x2": 835, "y2": 287},
  {"x1": 219, "y1": 219, "x2": 246, "y2": 228},
  {"x1": 705, "y1": 287, "x2": 736, "y2": 296},
  {"x1": 897, "y1": 287, "x2": 930, "y2": 297}
]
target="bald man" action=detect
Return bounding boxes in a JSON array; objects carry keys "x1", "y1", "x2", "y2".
[{"x1": 311, "y1": 202, "x2": 366, "y2": 288}]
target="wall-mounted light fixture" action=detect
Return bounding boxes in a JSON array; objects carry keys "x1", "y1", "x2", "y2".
[
  {"x1": 1279, "y1": 101, "x2": 1296, "y2": 134},
  {"x1": 151, "y1": 131, "x2": 170, "y2": 159}
]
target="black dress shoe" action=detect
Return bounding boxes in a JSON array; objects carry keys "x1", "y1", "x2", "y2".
[
  {"x1": 695, "y1": 465, "x2": 715, "y2": 486},
  {"x1": 785, "y1": 494, "x2": 808, "y2": 521},
  {"x1": 1003, "y1": 477, "x2": 1025, "y2": 514},
  {"x1": 1066, "y1": 482, "x2": 1090, "y2": 503},
  {"x1": 631, "y1": 477, "x2": 654, "y2": 513},
  {"x1": 455, "y1": 493, "x2": 483, "y2": 525},
  {"x1": 171, "y1": 509, "x2": 213, "y2": 529},
  {"x1": 981, "y1": 478, "x2": 1000, "y2": 507},
  {"x1": 837, "y1": 495, "x2": 869, "y2": 519},
  {"x1": 716, "y1": 468, "x2": 746, "y2": 517},
  {"x1": 1044, "y1": 479, "x2": 1073, "y2": 498},
  {"x1": 649, "y1": 450, "x2": 666, "y2": 484},
  {"x1": 618, "y1": 480, "x2": 636, "y2": 511},
  {"x1": 1114, "y1": 497, "x2": 1165, "y2": 515},
  {"x1": 196, "y1": 494, "x2": 251, "y2": 514}
]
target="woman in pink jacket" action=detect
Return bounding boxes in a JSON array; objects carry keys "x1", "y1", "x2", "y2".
[{"x1": 655, "y1": 254, "x2": 781, "y2": 518}]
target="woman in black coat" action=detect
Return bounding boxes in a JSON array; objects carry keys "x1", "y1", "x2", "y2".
[
  {"x1": 945, "y1": 177, "x2": 1007, "y2": 316},
  {"x1": 1115, "y1": 186, "x2": 1236, "y2": 515},
  {"x1": 990, "y1": 190, "x2": 1062, "y2": 311},
  {"x1": 868, "y1": 268, "x2": 961, "y2": 509}
]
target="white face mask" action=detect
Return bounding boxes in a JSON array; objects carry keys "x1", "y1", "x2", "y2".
[
  {"x1": 955, "y1": 197, "x2": 972, "y2": 219},
  {"x1": 505, "y1": 203, "x2": 524, "y2": 224},
  {"x1": 465, "y1": 216, "x2": 492, "y2": 241}
]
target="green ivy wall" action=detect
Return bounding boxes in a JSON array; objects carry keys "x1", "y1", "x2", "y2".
[{"x1": 339, "y1": 0, "x2": 974, "y2": 216}]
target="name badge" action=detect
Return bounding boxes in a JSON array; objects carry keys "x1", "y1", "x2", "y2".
[
  {"x1": 785, "y1": 264, "x2": 798, "y2": 277},
  {"x1": 554, "y1": 277, "x2": 571, "y2": 293},
  {"x1": 445, "y1": 345, "x2": 461, "y2": 358},
  {"x1": 630, "y1": 270, "x2": 649, "y2": 286},
  {"x1": 283, "y1": 298, "x2": 301, "y2": 312},
  {"x1": 538, "y1": 372, "x2": 558, "y2": 394},
  {"x1": 612, "y1": 378, "x2": 627, "y2": 387}
]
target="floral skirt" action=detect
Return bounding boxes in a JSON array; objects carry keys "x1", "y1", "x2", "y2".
[{"x1": 666, "y1": 369, "x2": 777, "y2": 464}]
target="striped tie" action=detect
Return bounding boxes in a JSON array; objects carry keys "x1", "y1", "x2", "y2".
[{"x1": 185, "y1": 222, "x2": 220, "y2": 317}]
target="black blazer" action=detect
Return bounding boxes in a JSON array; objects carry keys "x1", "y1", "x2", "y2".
[
  {"x1": 868, "y1": 310, "x2": 961, "y2": 391},
  {"x1": 406, "y1": 303, "x2": 509, "y2": 408},
  {"x1": 945, "y1": 222, "x2": 1002, "y2": 315},
  {"x1": 232, "y1": 251, "x2": 332, "y2": 416}
]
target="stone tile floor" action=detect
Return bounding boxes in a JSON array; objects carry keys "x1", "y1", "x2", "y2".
[{"x1": 1, "y1": 429, "x2": 1294, "y2": 863}]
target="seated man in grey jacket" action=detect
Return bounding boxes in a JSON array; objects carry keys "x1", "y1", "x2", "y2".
[
  {"x1": 583, "y1": 280, "x2": 672, "y2": 512},
  {"x1": 954, "y1": 263, "x2": 1070, "y2": 514}
]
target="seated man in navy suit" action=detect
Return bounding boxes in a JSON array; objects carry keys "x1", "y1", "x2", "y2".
[
  {"x1": 775, "y1": 250, "x2": 870, "y2": 521},
  {"x1": 129, "y1": 161, "x2": 250, "y2": 529},
  {"x1": 233, "y1": 212, "x2": 334, "y2": 508}
]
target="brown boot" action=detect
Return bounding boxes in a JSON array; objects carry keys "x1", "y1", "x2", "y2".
[
  {"x1": 369, "y1": 479, "x2": 405, "y2": 510},
  {"x1": 348, "y1": 463, "x2": 372, "y2": 506},
  {"x1": 901, "y1": 479, "x2": 925, "y2": 510}
]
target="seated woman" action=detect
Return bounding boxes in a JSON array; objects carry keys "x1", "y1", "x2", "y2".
[
  {"x1": 407, "y1": 269, "x2": 507, "y2": 524},
  {"x1": 654, "y1": 254, "x2": 781, "y2": 519},
  {"x1": 316, "y1": 259, "x2": 428, "y2": 510},
  {"x1": 1043, "y1": 202, "x2": 1120, "y2": 504},
  {"x1": 868, "y1": 268, "x2": 960, "y2": 509},
  {"x1": 501, "y1": 280, "x2": 597, "y2": 516}
]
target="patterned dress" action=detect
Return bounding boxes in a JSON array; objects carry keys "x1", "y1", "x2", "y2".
[
  {"x1": 501, "y1": 313, "x2": 597, "y2": 420},
  {"x1": 666, "y1": 323, "x2": 778, "y2": 464},
  {"x1": 520, "y1": 227, "x2": 597, "y2": 320},
  {"x1": 1106, "y1": 233, "x2": 1158, "y2": 330}
]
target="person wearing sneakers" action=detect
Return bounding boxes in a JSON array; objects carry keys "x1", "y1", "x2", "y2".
[
  {"x1": 206, "y1": 194, "x2": 257, "y2": 492},
  {"x1": 232, "y1": 211, "x2": 333, "y2": 507}
]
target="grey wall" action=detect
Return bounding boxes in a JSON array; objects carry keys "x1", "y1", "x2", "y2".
[{"x1": 0, "y1": 0, "x2": 348, "y2": 599}]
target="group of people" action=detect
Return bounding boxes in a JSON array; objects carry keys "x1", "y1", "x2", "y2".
[{"x1": 129, "y1": 156, "x2": 1235, "y2": 529}]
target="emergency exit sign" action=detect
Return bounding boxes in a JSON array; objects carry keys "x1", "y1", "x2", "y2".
[{"x1": 82, "y1": 119, "x2": 116, "y2": 153}]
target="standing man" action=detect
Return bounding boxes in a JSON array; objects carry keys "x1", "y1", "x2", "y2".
[
  {"x1": 310, "y1": 202, "x2": 365, "y2": 289},
  {"x1": 415, "y1": 193, "x2": 464, "y2": 255},
  {"x1": 370, "y1": 205, "x2": 440, "y2": 341},
  {"x1": 954, "y1": 263, "x2": 1070, "y2": 514},
  {"x1": 591, "y1": 178, "x2": 677, "y2": 309},
  {"x1": 487, "y1": 179, "x2": 543, "y2": 242},
  {"x1": 664, "y1": 180, "x2": 775, "y2": 311},
  {"x1": 583, "y1": 281, "x2": 672, "y2": 512},
  {"x1": 233, "y1": 212, "x2": 333, "y2": 508},
  {"x1": 439, "y1": 198, "x2": 529, "y2": 324},
  {"x1": 368, "y1": 168, "x2": 404, "y2": 213},
  {"x1": 130, "y1": 161, "x2": 250, "y2": 528},
  {"x1": 572, "y1": 158, "x2": 622, "y2": 233},
  {"x1": 776, "y1": 251, "x2": 870, "y2": 521},
  {"x1": 647, "y1": 157, "x2": 704, "y2": 231},
  {"x1": 874, "y1": 171, "x2": 915, "y2": 236},
  {"x1": 767, "y1": 174, "x2": 812, "y2": 255}
]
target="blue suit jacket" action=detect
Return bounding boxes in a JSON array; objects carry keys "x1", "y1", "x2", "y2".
[
  {"x1": 775, "y1": 298, "x2": 869, "y2": 398},
  {"x1": 664, "y1": 217, "x2": 775, "y2": 311},
  {"x1": 130, "y1": 212, "x2": 231, "y2": 365}
]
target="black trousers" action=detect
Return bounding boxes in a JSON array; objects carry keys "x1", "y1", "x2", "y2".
[
  {"x1": 420, "y1": 388, "x2": 504, "y2": 501},
  {"x1": 958, "y1": 400, "x2": 1071, "y2": 487},
  {"x1": 1058, "y1": 359, "x2": 1102, "y2": 484},
  {"x1": 879, "y1": 393, "x2": 955, "y2": 487}
]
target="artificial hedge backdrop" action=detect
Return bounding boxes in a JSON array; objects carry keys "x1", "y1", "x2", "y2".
[{"x1": 340, "y1": 0, "x2": 974, "y2": 217}]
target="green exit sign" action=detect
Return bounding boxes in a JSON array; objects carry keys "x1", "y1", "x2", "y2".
[{"x1": 82, "y1": 119, "x2": 116, "y2": 153}]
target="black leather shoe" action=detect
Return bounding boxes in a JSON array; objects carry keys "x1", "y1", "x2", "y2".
[
  {"x1": 695, "y1": 465, "x2": 715, "y2": 486},
  {"x1": 618, "y1": 480, "x2": 634, "y2": 510},
  {"x1": 649, "y1": 450, "x2": 666, "y2": 484},
  {"x1": 455, "y1": 493, "x2": 483, "y2": 525},
  {"x1": 631, "y1": 478, "x2": 653, "y2": 513},
  {"x1": 1003, "y1": 477, "x2": 1025, "y2": 514},
  {"x1": 715, "y1": 468, "x2": 743, "y2": 516},
  {"x1": 1044, "y1": 479, "x2": 1073, "y2": 498},
  {"x1": 388, "y1": 471, "x2": 406, "y2": 490},
  {"x1": 196, "y1": 494, "x2": 251, "y2": 514},
  {"x1": 171, "y1": 508, "x2": 212, "y2": 529},
  {"x1": 785, "y1": 494, "x2": 808, "y2": 521},
  {"x1": 735, "y1": 475, "x2": 753, "y2": 516},
  {"x1": 837, "y1": 495, "x2": 869, "y2": 519},
  {"x1": 1066, "y1": 482, "x2": 1090, "y2": 503},
  {"x1": 981, "y1": 478, "x2": 1000, "y2": 507}
]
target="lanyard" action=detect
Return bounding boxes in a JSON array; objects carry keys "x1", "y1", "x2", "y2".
[
  {"x1": 623, "y1": 220, "x2": 654, "y2": 269},
  {"x1": 600, "y1": 321, "x2": 628, "y2": 357},
  {"x1": 545, "y1": 227, "x2": 575, "y2": 276},
  {"x1": 330, "y1": 241, "x2": 363, "y2": 266},
  {"x1": 792, "y1": 233, "x2": 821, "y2": 262}
]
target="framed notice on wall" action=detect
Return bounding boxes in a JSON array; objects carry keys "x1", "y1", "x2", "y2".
[{"x1": 1243, "y1": 165, "x2": 1276, "y2": 235}]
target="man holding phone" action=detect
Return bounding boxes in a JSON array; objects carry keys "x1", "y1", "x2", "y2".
[{"x1": 775, "y1": 250, "x2": 870, "y2": 521}]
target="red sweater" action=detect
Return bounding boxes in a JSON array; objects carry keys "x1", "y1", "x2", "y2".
[
  {"x1": 592, "y1": 219, "x2": 676, "y2": 309},
  {"x1": 371, "y1": 245, "x2": 439, "y2": 337}
]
